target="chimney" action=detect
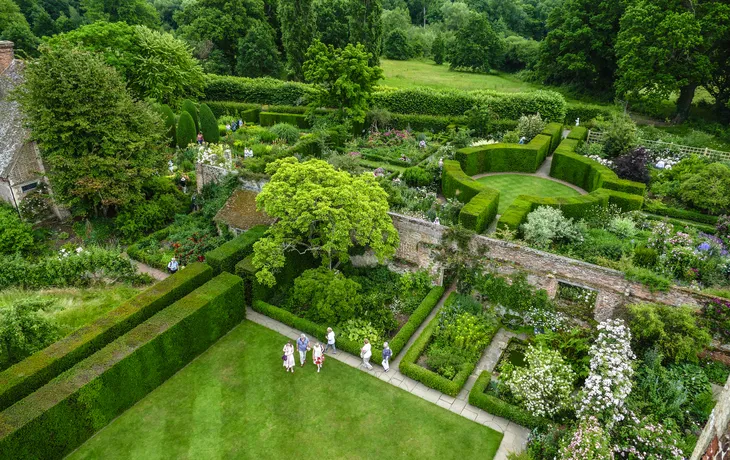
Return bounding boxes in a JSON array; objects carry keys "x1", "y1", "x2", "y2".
[{"x1": 0, "y1": 41, "x2": 14, "y2": 74}]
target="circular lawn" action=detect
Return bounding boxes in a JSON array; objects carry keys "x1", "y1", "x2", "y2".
[{"x1": 476, "y1": 174, "x2": 583, "y2": 214}]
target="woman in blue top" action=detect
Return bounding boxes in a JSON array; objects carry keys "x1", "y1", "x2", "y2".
[
  {"x1": 296, "y1": 334, "x2": 310, "y2": 367},
  {"x1": 382, "y1": 342, "x2": 392, "y2": 372}
]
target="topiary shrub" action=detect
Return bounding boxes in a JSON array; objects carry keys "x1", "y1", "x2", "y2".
[
  {"x1": 268, "y1": 123, "x2": 300, "y2": 144},
  {"x1": 181, "y1": 99, "x2": 199, "y2": 131},
  {"x1": 176, "y1": 111, "x2": 197, "y2": 148},
  {"x1": 402, "y1": 166, "x2": 433, "y2": 187},
  {"x1": 198, "y1": 103, "x2": 220, "y2": 143}
]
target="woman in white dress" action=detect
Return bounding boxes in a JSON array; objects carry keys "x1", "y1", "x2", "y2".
[
  {"x1": 283, "y1": 341, "x2": 295, "y2": 373},
  {"x1": 313, "y1": 342, "x2": 325, "y2": 373}
]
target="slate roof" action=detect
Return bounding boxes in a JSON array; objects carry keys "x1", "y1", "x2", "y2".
[
  {"x1": 0, "y1": 60, "x2": 28, "y2": 178},
  {"x1": 214, "y1": 189, "x2": 275, "y2": 230}
]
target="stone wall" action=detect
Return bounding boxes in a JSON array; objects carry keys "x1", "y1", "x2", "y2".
[
  {"x1": 390, "y1": 212, "x2": 718, "y2": 318},
  {"x1": 196, "y1": 163, "x2": 232, "y2": 193},
  {"x1": 692, "y1": 374, "x2": 730, "y2": 460}
]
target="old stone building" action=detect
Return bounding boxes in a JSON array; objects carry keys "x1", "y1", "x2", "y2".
[{"x1": 0, "y1": 41, "x2": 65, "y2": 219}]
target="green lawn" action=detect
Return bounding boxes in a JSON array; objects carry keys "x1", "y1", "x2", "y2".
[
  {"x1": 380, "y1": 58, "x2": 540, "y2": 93},
  {"x1": 68, "y1": 321, "x2": 503, "y2": 460},
  {"x1": 477, "y1": 174, "x2": 582, "y2": 214}
]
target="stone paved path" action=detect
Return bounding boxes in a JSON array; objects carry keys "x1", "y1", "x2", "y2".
[
  {"x1": 129, "y1": 258, "x2": 169, "y2": 281},
  {"x1": 246, "y1": 289, "x2": 531, "y2": 459}
]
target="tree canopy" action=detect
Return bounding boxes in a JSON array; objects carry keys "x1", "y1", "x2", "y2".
[
  {"x1": 449, "y1": 13, "x2": 503, "y2": 72},
  {"x1": 252, "y1": 157, "x2": 399, "y2": 287}
]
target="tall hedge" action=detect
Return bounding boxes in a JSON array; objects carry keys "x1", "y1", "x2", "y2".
[
  {"x1": 205, "y1": 225, "x2": 268, "y2": 275},
  {"x1": 455, "y1": 133, "x2": 552, "y2": 176},
  {"x1": 176, "y1": 111, "x2": 197, "y2": 148},
  {"x1": 203, "y1": 74, "x2": 315, "y2": 105},
  {"x1": 181, "y1": 99, "x2": 199, "y2": 131},
  {"x1": 0, "y1": 263, "x2": 213, "y2": 411},
  {"x1": 156, "y1": 104, "x2": 176, "y2": 146},
  {"x1": 198, "y1": 103, "x2": 220, "y2": 143},
  {"x1": 0, "y1": 272, "x2": 244, "y2": 460}
]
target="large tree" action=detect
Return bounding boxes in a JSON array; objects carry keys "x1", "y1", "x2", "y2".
[
  {"x1": 536, "y1": 0, "x2": 625, "y2": 96},
  {"x1": 703, "y1": 2, "x2": 730, "y2": 114},
  {"x1": 175, "y1": 0, "x2": 266, "y2": 74},
  {"x1": 0, "y1": 0, "x2": 40, "y2": 56},
  {"x1": 15, "y1": 47, "x2": 166, "y2": 215},
  {"x1": 314, "y1": 0, "x2": 350, "y2": 49},
  {"x1": 349, "y1": 0, "x2": 383, "y2": 66},
  {"x1": 46, "y1": 22, "x2": 204, "y2": 105},
  {"x1": 277, "y1": 0, "x2": 315, "y2": 80},
  {"x1": 252, "y1": 158, "x2": 399, "y2": 287},
  {"x1": 303, "y1": 39, "x2": 383, "y2": 122},
  {"x1": 81, "y1": 0, "x2": 160, "y2": 28},
  {"x1": 235, "y1": 20, "x2": 282, "y2": 77},
  {"x1": 449, "y1": 13, "x2": 503, "y2": 72},
  {"x1": 615, "y1": 0, "x2": 712, "y2": 123}
]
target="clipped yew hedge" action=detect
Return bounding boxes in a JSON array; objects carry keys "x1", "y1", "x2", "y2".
[
  {"x1": 205, "y1": 225, "x2": 268, "y2": 275},
  {"x1": 205, "y1": 101, "x2": 261, "y2": 122},
  {"x1": 550, "y1": 148, "x2": 646, "y2": 196},
  {"x1": 204, "y1": 74, "x2": 314, "y2": 105},
  {"x1": 469, "y1": 371, "x2": 551, "y2": 429},
  {"x1": 0, "y1": 263, "x2": 213, "y2": 412},
  {"x1": 541, "y1": 122, "x2": 563, "y2": 152},
  {"x1": 259, "y1": 112, "x2": 309, "y2": 128},
  {"x1": 455, "y1": 133, "x2": 554, "y2": 176},
  {"x1": 460, "y1": 189, "x2": 500, "y2": 233},
  {"x1": 442, "y1": 160, "x2": 487, "y2": 202},
  {"x1": 0, "y1": 272, "x2": 244, "y2": 460},
  {"x1": 643, "y1": 200, "x2": 718, "y2": 225}
]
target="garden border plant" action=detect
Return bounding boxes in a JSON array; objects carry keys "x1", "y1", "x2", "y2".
[
  {"x1": 400, "y1": 292, "x2": 500, "y2": 397},
  {"x1": 0, "y1": 263, "x2": 213, "y2": 411},
  {"x1": 0, "y1": 272, "x2": 244, "y2": 460}
]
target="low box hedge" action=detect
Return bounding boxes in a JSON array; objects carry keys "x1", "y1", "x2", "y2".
[
  {"x1": 0, "y1": 272, "x2": 244, "y2": 460},
  {"x1": 205, "y1": 101, "x2": 261, "y2": 122},
  {"x1": 460, "y1": 189, "x2": 500, "y2": 233},
  {"x1": 469, "y1": 371, "x2": 551, "y2": 430},
  {"x1": 541, "y1": 122, "x2": 564, "y2": 153},
  {"x1": 386, "y1": 113, "x2": 468, "y2": 132},
  {"x1": 643, "y1": 200, "x2": 718, "y2": 225},
  {"x1": 400, "y1": 292, "x2": 499, "y2": 397},
  {"x1": 204, "y1": 225, "x2": 268, "y2": 275},
  {"x1": 566, "y1": 126, "x2": 588, "y2": 141},
  {"x1": 386, "y1": 286, "x2": 444, "y2": 357},
  {"x1": 0, "y1": 262, "x2": 213, "y2": 412},
  {"x1": 259, "y1": 112, "x2": 309, "y2": 128}
]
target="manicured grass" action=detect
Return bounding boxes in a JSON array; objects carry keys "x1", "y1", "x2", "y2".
[
  {"x1": 380, "y1": 58, "x2": 539, "y2": 93},
  {"x1": 68, "y1": 321, "x2": 503, "y2": 460},
  {"x1": 0, "y1": 285, "x2": 142, "y2": 337},
  {"x1": 477, "y1": 174, "x2": 582, "y2": 214}
]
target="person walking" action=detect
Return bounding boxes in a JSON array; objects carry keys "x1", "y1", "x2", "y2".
[
  {"x1": 296, "y1": 334, "x2": 310, "y2": 367},
  {"x1": 382, "y1": 342, "x2": 392, "y2": 372},
  {"x1": 325, "y1": 327, "x2": 337, "y2": 354},
  {"x1": 283, "y1": 341, "x2": 295, "y2": 373},
  {"x1": 360, "y1": 339, "x2": 373, "y2": 370},
  {"x1": 313, "y1": 342, "x2": 325, "y2": 373},
  {"x1": 167, "y1": 257, "x2": 179, "y2": 274},
  {"x1": 197, "y1": 132, "x2": 204, "y2": 145}
]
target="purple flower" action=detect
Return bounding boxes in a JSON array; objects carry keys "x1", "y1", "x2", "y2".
[{"x1": 698, "y1": 242, "x2": 711, "y2": 252}]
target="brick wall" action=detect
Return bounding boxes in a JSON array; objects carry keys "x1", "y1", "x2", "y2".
[
  {"x1": 693, "y1": 375, "x2": 730, "y2": 460},
  {"x1": 0, "y1": 41, "x2": 13, "y2": 74}
]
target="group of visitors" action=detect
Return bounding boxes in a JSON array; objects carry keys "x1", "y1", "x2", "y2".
[
  {"x1": 282, "y1": 327, "x2": 393, "y2": 374},
  {"x1": 225, "y1": 119, "x2": 245, "y2": 134}
]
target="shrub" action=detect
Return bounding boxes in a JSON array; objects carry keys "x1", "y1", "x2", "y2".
[
  {"x1": 627, "y1": 303, "x2": 712, "y2": 364},
  {"x1": 517, "y1": 113, "x2": 546, "y2": 142},
  {"x1": 0, "y1": 301, "x2": 60, "y2": 371},
  {"x1": 0, "y1": 272, "x2": 244, "y2": 460},
  {"x1": 383, "y1": 29, "x2": 411, "y2": 60},
  {"x1": 607, "y1": 216, "x2": 637, "y2": 238},
  {"x1": 677, "y1": 162, "x2": 730, "y2": 215},
  {"x1": 289, "y1": 268, "x2": 362, "y2": 325},
  {"x1": 156, "y1": 103, "x2": 176, "y2": 145},
  {"x1": 181, "y1": 99, "x2": 199, "y2": 131},
  {"x1": 502, "y1": 345, "x2": 576, "y2": 418},
  {"x1": 339, "y1": 319, "x2": 382, "y2": 346},
  {"x1": 0, "y1": 263, "x2": 212, "y2": 411},
  {"x1": 559, "y1": 416, "x2": 613, "y2": 460},
  {"x1": 598, "y1": 113, "x2": 638, "y2": 158},
  {"x1": 716, "y1": 215, "x2": 730, "y2": 239},
  {"x1": 703, "y1": 298, "x2": 730, "y2": 342},
  {"x1": 402, "y1": 166, "x2": 433, "y2": 187},
  {"x1": 268, "y1": 123, "x2": 300, "y2": 144},
  {"x1": 198, "y1": 103, "x2": 219, "y2": 143},
  {"x1": 260, "y1": 112, "x2": 309, "y2": 128},
  {"x1": 624, "y1": 266, "x2": 672, "y2": 292},
  {"x1": 632, "y1": 246, "x2": 658, "y2": 268},
  {"x1": 204, "y1": 225, "x2": 268, "y2": 275},
  {"x1": 613, "y1": 147, "x2": 651, "y2": 184},
  {"x1": 502, "y1": 130, "x2": 519, "y2": 143},
  {"x1": 521, "y1": 206, "x2": 585, "y2": 249},
  {"x1": 176, "y1": 111, "x2": 197, "y2": 148},
  {"x1": 469, "y1": 370, "x2": 551, "y2": 429},
  {"x1": 0, "y1": 205, "x2": 34, "y2": 255},
  {"x1": 432, "y1": 33, "x2": 446, "y2": 65}
]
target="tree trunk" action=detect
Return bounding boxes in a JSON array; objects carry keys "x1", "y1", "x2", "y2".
[
  {"x1": 423, "y1": 6, "x2": 426, "y2": 27},
  {"x1": 673, "y1": 83, "x2": 697, "y2": 124}
]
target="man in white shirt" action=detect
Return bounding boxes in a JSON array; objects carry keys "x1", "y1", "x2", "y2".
[{"x1": 325, "y1": 327, "x2": 337, "y2": 354}]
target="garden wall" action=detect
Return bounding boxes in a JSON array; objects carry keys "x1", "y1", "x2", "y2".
[
  {"x1": 692, "y1": 374, "x2": 730, "y2": 460},
  {"x1": 389, "y1": 212, "x2": 720, "y2": 319}
]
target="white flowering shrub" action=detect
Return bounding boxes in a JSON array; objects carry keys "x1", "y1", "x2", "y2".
[
  {"x1": 559, "y1": 416, "x2": 613, "y2": 460},
  {"x1": 503, "y1": 345, "x2": 576, "y2": 418},
  {"x1": 612, "y1": 412, "x2": 685, "y2": 459},
  {"x1": 607, "y1": 216, "x2": 637, "y2": 239},
  {"x1": 521, "y1": 206, "x2": 585, "y2": 249},
  {"x1": 577, "y1": 319, "x2": 635, "y2": 426},
  {"x1": 517, "y1": 113, "x2": 546, "y2": 141},
  {"x1": 196, "y1": 143, "x2": 234, "y2": 170}
]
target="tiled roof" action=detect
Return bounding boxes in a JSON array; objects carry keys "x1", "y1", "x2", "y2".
[
  {"x1": 214, "y1": 188, "x2": 275, "y2": 230},
  {"x1": 0, "y1": 60, "x2": 28, "y2": 178}
]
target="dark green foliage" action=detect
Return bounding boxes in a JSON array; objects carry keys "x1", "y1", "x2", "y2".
[
  {"x1": 205, "y1": 101, "x2": 262, "y2": 122},
  {"x1": 115, "y1": 177, "x2": 191, "y2": 241},
  {"x1": 532, "y1": 328, "x2": 593, "y2": 380},
  {"x1": 82, "y1": 0, "x2": 160, "y2": 28},
  {"x1": 643, "y1": 201, "x2": 718, "y2": 225},
  {"x1": 205, "y1": 225, "x2": 268, "y2": 274},
  {"x1": 469, "y1": 371, "x2": 551, "y2": 429},
  {"x1": 549, "y1": 145, "x2": 646, "y2": 195},
  {"x1": 432, "y1": 32, "x2": 446, "y2": 65},
  {"x1": 0, "y1": 272, "x2": 243, "y2": 460},
  {"x1": 259, "y1": 112, "x2": 310, "y2": 128},
  {"x1": 203, "y1": 74, "x2": 315, "y2": 104},
  {"x1": 460, "y1": 189, "x2": 500, "y2": 233},
  {"x1": 176, "y1": 111, "x2": 197, "y2": 148},
  {"x1": 235, "y1": 20, "x2": 283, "y2": 78},
  {"x1": 627, "y1": 303, "x2": 712, "y2": 364},
  {"x1": 314, "y1": 0, "x2": 350, "y2": 48},
  {"x1": 564, "y1": 104, "x2": 617, "y2": 125},
  {"x1": 0, "y1": 0, "x2": 39, "y2": 56},
  {"x1": 278, "y1": 0, "x2": 315, "y2": 79},
  {"x1": 632, "y1": 246, "x2": 659, "y2": 268},
  {"x1": 348, "y1": 0, "x2": 382, "y2": 66},
  {"x1": 198, "y1": 103, "x2": 220, "y2": 143},
  {"x1": 269, "y1": 123, "x2": 300, "y2": 144},
  {"x1": 501, "y1": 35, "x2": 540, "y2": 71},
  {"x1": 181, "y1": 99, "x2": 199, "y2": 131},
  {"x1": 0, "y1": 301, "x2": 59, "y2": 372},
  {"x1": 0, "y1": 205, "x2": 34, "y2": 255},
  {"x1": 383, "y1": 29, "x2": 411, "y2": 60},
  {"x1": 156, "y1": 104, "x2": 177, "y2": 146},
  {"x1": 289, "y1": 268, "x2": 361, "y2": 325},
  {"x1": 450, "y1": 13, "x2": 504, "y2": 72},
  {"x1": 402, "y1": 166, "x2": 433, "y2": 187},
  {"x1": 0, "y1": 263, "x2": 213, "y2": 412}
]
